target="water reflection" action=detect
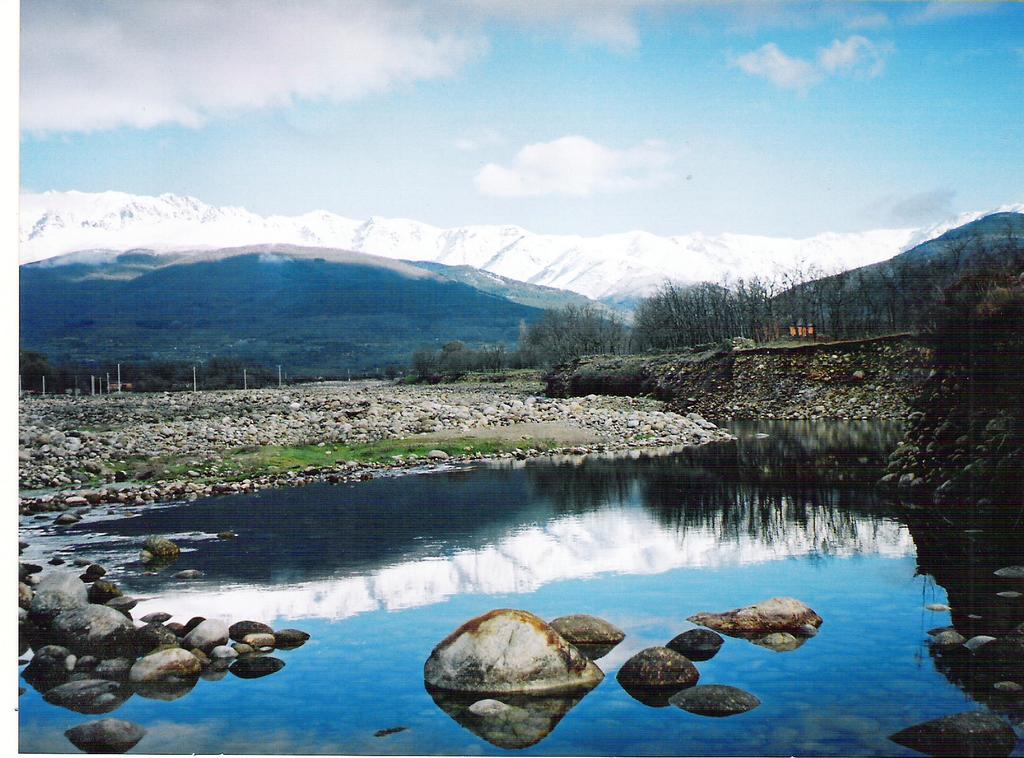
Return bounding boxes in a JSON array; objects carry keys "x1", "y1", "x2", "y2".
[
  {"x1": 906, "y1": 511, "x2": 1024, "y2": 724},
  {"x1": 427, "y1": 689, "x2": 592, "y2": 749},
  {"x1": 20, "y1": 421, "x2": 913, "y2": 628}
]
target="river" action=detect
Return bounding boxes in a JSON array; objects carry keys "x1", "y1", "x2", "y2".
[{"x1": 18, "y1": 421, "x2": 1024, "y2": 755}]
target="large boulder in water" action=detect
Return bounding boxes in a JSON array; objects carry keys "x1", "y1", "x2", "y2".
[
  {"x1": 424, "y1": 609, "x2": 604, "y2": 695},
  {"x1": 688, "y1": 597, "x2": 822, "y2": 635},
  {"x1": 889, "y1": 711, "x2": 1017, "y2": 757},
  {"x1": 51, "y1": 605, "x2": 135, "y2": 658},
  {"x1": 29, "y1": 571, "x2": 88, "y2": 624}
]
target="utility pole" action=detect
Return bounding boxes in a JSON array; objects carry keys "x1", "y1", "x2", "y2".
[
  {"x1": 117, "y1": 363, "x2": 122, "y2": 393},
  {"x1": 243, "y1": 368, "x2": 247, "y2": 390},
  {"x1": 106, "y1": 373, "x2": 110, "y2": 394},
  {"x1": 277, "y1": 365, "x2": 282, "y2": 388},
  {"x1": 91, "y1": 375, "x2": 95, "y2": 396},
  {"x1": 192, "y1": 366, "x2": 197, "y2": 393},
  {"x1": 18, "y1": 375, "x2": 22, "y2": 396},
  {"x1": 74, "y1": 375, "x2": 79, "y2": 397},
  {"x1": 42, "y1": 376, "x2": 46, "y2": 397}
]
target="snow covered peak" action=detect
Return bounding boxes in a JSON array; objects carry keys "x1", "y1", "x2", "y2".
[{"x1": 19, "y1": 190, "x2": 1023, "y2": 302}]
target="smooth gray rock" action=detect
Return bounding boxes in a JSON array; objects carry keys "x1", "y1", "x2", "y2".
[
  {"x1": 42, "y1": 679, "x2": 132, "y2": 714},
  {"x1": 424, "y1": 609, "x2": 604, "y2": 694},
  {"x1": 666, "y1": 629, "x2": 724, "y2": 661},
  {"x1": 182, "y1": 618, "x2": 229, "y2": 652},
  {"x1": 931, "y1": 630, "x2": 967, "y2": 647},
  {"x1": 229, "y1": 620, "x2": 274, "y2": 641},
  {"x1": 65, "y1": 718, "x2": 146, "y2": 753},
  {"x1": 139, "y1": 612, "x2": 172, "y2": 624},
  {"x1": 93, "y1": 658, "x2": 133, "y2": 681},
  {"x1": 469, "y1": 699, "x2": 512, "y2": 716},
  {"x1": 52, "y1": 605, "x2": 135, "y2": 658},
  {"x1": 964, "y1": 635, "x2": 998, "y2": 652},
  {"x1": 616, "y1": 647, "x2": 700, "y2": 706},
  {"x1": 549, "y1": 614, "x2": 625, "y2": 645},
  {"x1": 274, "y1": 628, "x2": 310, "y2": 648},
  {"x1": 209, "y1": 645, "x2": 238, "y2": 660},
  {"x1": 889, "y1": 711, "x2": 1017, "y2": 757},
  {"x1": 29, "y1": 571, "x2": 89, "y2": 623},
  {"x1": 128, "y1": 648, "x2": 202, "y2": 684},
  {"x1": 172, "y1": 569, "x2": 204, "y2": 580},
  {"x1": 669, "y1": 685, "x2": 761, "y2": 716},
  {"x1": 994, "y1": 566, "x2": 1024, "y2": 579}
]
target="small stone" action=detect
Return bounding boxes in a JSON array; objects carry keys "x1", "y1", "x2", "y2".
[
  {"x1": 468, "y1": 699, "x2": 511, "y2": 717},
  {"x1": 242, "y1": 632, "x2": 275, "y2": 648},
  {"x1": 931, "y1": 630, "x2": 967, "y2": 647},
  {"x1": 964, "y1": 635, "x2": 997, "y2": 652},
  {"x1": 548, "y1": 614, "x2": 625, "y2": 645},
  {"x1": 231, "y1": 643, "x2": 254, "y2": 655},
  {"x1": 182, "y1": 619, "x2": 229, "y2": 652},
  {"x1": 666, "y1": 629, "x2": 724, "y2": 661},
  {"x1": 997, "y1": 591, "x2": 1022, "y2": 599},
  {"x1": 993, "y1": 681, "x2": 1023, "y2": 693},
  {"x1": 229, "y1": 620, "x2": 274, "y2": 641},
  {"x1": 210, "y1": 645, "x2": 238, "y2": 660},
  {"x1": 373, "y1": 727, "x2": 408, "y2": 738},
  {"x1": 669, "y1": 685, "x2": 761, "y2": 717},
  {"x1": 925, "y1": 603, "x2": 951, "y2": 612},
  {"x1": 140, "y1": 612, "x2": 172, "y2": 624},
  {"x1": 217, "y1": 531, "x2": 237, "y2": 539},
  {"x1": 273, "y1": 628, "x2": 311, "y2": 647},
  {"x1": 172, "y1": 569, "x2": 204, "y2": 580},
  {"x1": 994, "y1": 566, "x2": 1024, "y2": 579},
  {"x1": 427, "y1": 450, "x2": 449, "y2": 460}
]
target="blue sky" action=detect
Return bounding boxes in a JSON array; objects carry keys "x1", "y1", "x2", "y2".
[{"x1": 17, "y1": 1, "x2": 1024, "y2": 237}]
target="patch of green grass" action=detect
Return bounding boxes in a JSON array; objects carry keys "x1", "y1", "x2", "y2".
[{"x1": 108, "y1": 436, "x2": 559, "y2": 483}]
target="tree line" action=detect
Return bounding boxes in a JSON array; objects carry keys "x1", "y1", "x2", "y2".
[{"x1": 409, "y1": 216, "x2": 1024, "y2": 377}]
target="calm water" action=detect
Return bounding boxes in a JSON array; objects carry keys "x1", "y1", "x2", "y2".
[{"x1": 18, "y1": 421, "x2": 1024, "y2": 755}]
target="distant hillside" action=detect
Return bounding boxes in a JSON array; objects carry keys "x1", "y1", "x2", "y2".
[
  {"x1": 19, "y1": 245, "x2": 544, "y2": 375},
  {"x1": 408, "y1": 260, "x2": 621, "y2": 315}
]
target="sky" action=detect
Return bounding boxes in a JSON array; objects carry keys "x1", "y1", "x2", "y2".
[{"x1": 16, "y1": 0, "x2": 1024, "y2": 238}]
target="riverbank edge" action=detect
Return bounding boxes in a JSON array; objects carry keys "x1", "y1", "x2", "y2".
[{"x1": 18, "y1": 431, "x2": 737, "y2": 515}]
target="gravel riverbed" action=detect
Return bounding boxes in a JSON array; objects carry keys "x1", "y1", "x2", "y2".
[{"x1": 19, "y1": 380, "x2": 732, "y2": 512}]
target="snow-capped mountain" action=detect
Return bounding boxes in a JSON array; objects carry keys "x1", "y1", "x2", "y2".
[{"x1": 20, "y1": 190, "x2": 1024, "y2": 302}]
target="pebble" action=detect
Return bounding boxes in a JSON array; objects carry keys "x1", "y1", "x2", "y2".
[{"x1": 925, "y1": 603, "x2": 951, "y2": 612}]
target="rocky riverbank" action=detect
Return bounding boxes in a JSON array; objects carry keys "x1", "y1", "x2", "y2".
[
  {"x1": 18, "y1": 380, "x2": 731, "y2": 511},
  {"x1": 545, "y1": 335, "x2": 931, "y2": 421}
]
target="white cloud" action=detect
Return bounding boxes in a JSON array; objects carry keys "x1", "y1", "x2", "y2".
[
  {"x1": 733, "y1": 35, "x2": 892, "y2": 93},
  {"x1": 819, "y1": 35, "x2": 890, "y2": 78},
  {"x1": 21, "y1": 0, "x2": 486, "y2": 133},
  {"x1": 475, "y1": 136, "x2": 674, "y2": 197},
  {"x1": 731, "y1": 43, "x2": 823, "y2": 93}
]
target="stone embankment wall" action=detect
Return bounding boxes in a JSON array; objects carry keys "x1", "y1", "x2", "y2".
[
  {"x1": 880, "y1": 363, "x2": 1022, "y2": 518},
  {"x1": 546, "y1": 335, "x2": 932, "y2": 421}
]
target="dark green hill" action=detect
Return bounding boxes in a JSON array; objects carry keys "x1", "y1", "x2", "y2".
[{"x1": 19, "y1": 245, "x2": 544, "y2": 375}]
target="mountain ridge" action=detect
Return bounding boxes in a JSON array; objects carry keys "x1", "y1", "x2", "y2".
[{"x1": 24, "y1": 190, "x2": 1023, "y2": 302}]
